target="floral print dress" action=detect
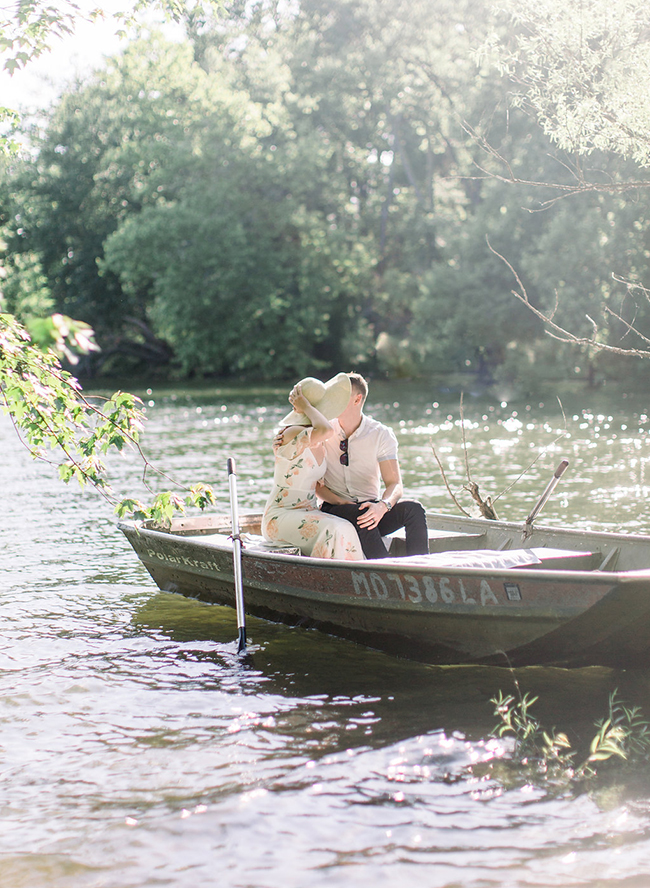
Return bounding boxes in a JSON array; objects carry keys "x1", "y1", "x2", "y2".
[{"x1": 262, "y1": 428, "x2": 363, "y2": 560}]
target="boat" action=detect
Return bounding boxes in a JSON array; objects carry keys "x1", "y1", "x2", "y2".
[{"x1": 118, "y1": 507, "x2": 650, "y2": 669}]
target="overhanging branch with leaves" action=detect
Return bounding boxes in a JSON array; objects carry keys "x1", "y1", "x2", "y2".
[{"x1": 0, "y1": 311, "x2": 215, "y2": 525}]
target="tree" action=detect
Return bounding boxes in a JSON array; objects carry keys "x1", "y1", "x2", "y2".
[
  {"x1": 9, "y1": 0, "x2": 650, "y2": 390},
  {"x1": 0, "y1": 1, "x2": 227, "y2": 522},
  {"x1": 5, "y1": 35, "x2": 212, "y2": 352},
  {"x1": 100, "y1": 53, "x2": 377, "y2": 377},
  {"x1": 477, "y1": 0, "x2": 650, "y2": 368},
  {"x1": 0, "y1": 1, "x2": 224, "y2": 75},
  {"x1": 483, "y1": 0, "x2": 650, "y2": 168},
  {"x1": 229, "y1": 0, "x2": 521, "y2": 377}
]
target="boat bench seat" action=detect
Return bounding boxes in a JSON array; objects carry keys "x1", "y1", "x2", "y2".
[
  {"x1": 385, "y1": 527, "x2": 486, "y2": 558},
  {"x1": 383, "y1": 546, "x2": 601, "y2": 571},
  {"x1": 526, "y1": 548, "x2": 601, "y2": 571},
  {"x1": 242, "y1": 535, "x2": 301, "y2": 555},
  {"x1": 183, "y1": 529, "x2": 599, "y2": 569}
]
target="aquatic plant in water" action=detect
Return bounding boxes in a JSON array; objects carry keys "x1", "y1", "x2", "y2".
[{"x1": 473, "y1": 690, "x2": 650, "y2": 794}]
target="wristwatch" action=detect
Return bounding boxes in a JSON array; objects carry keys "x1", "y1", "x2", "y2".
[{"x1": 381, "y1": 499, "x2": 392, "y2": 511}]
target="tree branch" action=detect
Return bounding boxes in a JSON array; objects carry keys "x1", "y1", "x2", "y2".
[
  {"x1": 460, "y1": 122, "x2": 650, "y2": 209},
  {"x1": 429, "y1": 440, "x2": 471, "y2": 517},
  {"x1": 486, "y1": 237, "x2": 650, "y2": 358}
]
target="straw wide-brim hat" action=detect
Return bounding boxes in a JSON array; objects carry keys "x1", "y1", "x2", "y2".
[{"x1": 280, "y1": 373, "x2": 351, "y2": 426}]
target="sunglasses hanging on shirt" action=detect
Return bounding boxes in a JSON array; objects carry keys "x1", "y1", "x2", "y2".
[{"x1": 339, "y1": 438, "x2": 349, "y2": 466}]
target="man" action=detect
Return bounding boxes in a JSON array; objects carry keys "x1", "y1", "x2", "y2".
[{"x1": 318, "y1": 372, "x2": 429, "y2": 559}]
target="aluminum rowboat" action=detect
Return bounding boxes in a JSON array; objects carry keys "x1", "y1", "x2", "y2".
[{"x1": 118, "y1": 511, "x2": 650, "y2": 668}]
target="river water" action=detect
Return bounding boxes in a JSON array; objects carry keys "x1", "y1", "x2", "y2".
[{"x1": 3, "y1": 379, "x2": 650, "y2": 888}]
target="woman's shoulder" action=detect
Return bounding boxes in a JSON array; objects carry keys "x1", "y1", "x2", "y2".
[
  {"x1": 274, "y1": 425, "x2": 311, "y2": 456},
  {"x1": 277, "y1": 425, "x2": 310, "y2": 444}
]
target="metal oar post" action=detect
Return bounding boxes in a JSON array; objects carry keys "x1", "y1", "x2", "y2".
[
  {"x1": 227, "y1": 458, "x2": 247, "y2": 653},
  {"x1": 522, "y1": 458, "x2": 569, "y2": 541}
]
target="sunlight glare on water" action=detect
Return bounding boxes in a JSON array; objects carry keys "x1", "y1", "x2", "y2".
[{"x1": 2, "y1": 380, "x2": 650, "y2": 887}]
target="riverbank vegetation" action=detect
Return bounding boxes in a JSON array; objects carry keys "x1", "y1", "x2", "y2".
[{"x1": 2, "y1": 0, "x2": 650, "y2": 393}]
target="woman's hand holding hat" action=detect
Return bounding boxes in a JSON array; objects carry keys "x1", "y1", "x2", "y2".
[
  {"x1": 288, "y1": 383, "x2": 311, "y2": 417},
  {"x1": 276, "y1": 373, "x2": 350, "y2": 450},
  {"x1": 279, "y1": 373, "x2": 351, "y2": 428}
]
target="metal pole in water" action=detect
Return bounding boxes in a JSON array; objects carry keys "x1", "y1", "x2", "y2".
[{"x1": 227, "y1": 457, "x2": 247, "y2": 653}]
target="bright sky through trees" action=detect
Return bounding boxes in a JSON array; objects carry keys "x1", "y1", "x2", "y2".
[{"x1": 0, "y1": 0, "x2": 178, "y2": 112}]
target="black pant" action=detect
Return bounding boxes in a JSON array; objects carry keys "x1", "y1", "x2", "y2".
[{"x1": 321, "y1": 500, "x2": 428, "y2": 559}]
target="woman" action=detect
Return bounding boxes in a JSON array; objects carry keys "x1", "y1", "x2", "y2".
[{"x1": 262, "y1": 375, "x2": 364, "y2": 560}]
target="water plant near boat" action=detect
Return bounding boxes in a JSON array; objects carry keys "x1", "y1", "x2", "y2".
[{"x1": 484, "y1": 690, "x2": 650, "y2": 790}]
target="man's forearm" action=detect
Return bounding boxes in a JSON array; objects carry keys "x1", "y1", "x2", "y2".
[
  {"x1": 316, "y1": 483, "x2": 354, "y2": 505},
  {"x1": 380, "y1": 482, "x2": 402, "y2": 508}
]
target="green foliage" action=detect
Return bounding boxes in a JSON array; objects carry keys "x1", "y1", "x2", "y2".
[
  {"x1": 25, "y1": 313, "x2": 100, "y2": 365},
  {"x1": 115, "y1": 483, "x2": 215, "y2": 528},
  {"x1": 0, "y1": 243, "x2": 54, "y2": 319},
  {"x1": 5, "y1": 0, "x2": 650, "y2": 384},
  {"x1": 0, "y1": 311, "x2": 215, "y2": 521},
  {"x1": 485, "y1": 690, "x2": 650, "y2": 793},
  {"x1": 102, "y1": 183, "x2": 375, "y2": 377},
  {"x1": 0, "y1": 107, "x2": 21, "y2": 154},
  {"x1": 7, "y1": 35, "x2": 211, "y2": 338},
  {"x1": 491, "y1": 691, "x2": 576, "y2": 775},
  {"x1": 0, "y1": 0, "x2": 96, "y2": 75},
  {"x1": 0, "y1": 312, "x2": 139, "y2": 491},
  {"x1": 483, "y1": 0, "x2": 650, "y2": 166},
  {"x1": 0, "y1": 1, "x2": 225, "y2": 75}
]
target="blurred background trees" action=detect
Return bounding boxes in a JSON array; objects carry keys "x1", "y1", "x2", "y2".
[{"x1": 3, "y1": 0, "x2": 650, "y2": 390}]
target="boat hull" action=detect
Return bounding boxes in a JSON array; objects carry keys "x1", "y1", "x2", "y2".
[{"x1": 118, "y1": 514, "x2": 650, "y2": 668}]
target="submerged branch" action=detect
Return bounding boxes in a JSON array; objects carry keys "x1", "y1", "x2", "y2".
[
  {"x1": 459, "y1": 392, "x2": 471, "y2": 483},
  {"x1": 432, "y1": 394, "x2": 569, "y2": 520},
  {"x1": 456, "y1": 392, "x2": 498, "y2": 518},
  {"x1": 493, "y1": 398, "x2": 569, "y2": 505}
]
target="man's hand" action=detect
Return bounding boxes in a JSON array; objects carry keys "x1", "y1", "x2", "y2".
[{"x1": 357, "y1": 500, "x2": 389, "y2": 530}]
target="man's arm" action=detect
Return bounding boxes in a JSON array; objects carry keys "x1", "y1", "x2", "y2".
[
  {"x1": 356, "y1": 459, "x2": 403, "y2": 529},
  {"x1": 315, "y1": 481, "x2": 354, "y2": 505},
  {"x1": 378, "y1": 458, "x2": 403, "y2": 507}
]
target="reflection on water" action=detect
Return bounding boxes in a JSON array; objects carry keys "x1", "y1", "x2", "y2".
[{"x1": 2, "y1": 381, "x2": 650, "y2": 887}]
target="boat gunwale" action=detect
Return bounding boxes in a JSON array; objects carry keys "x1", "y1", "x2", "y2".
[
  {"x1": 133, "y1": 508, "x2": 650, "y2": 546},
  {"x1": 117, "y1": 519, "x2": 648, "y2": 584}
]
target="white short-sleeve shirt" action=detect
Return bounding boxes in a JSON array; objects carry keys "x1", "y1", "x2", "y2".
[{"x1": 322, "y1": 415, "x2": 398, "y2": 502}]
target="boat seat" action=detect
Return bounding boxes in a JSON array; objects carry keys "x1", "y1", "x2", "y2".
[
  {"x1": 526, "y1": 548, "x2": 601, "y2": 571},
  {"x1": 384, "y1": 527, "x2": 486, "y2": 558},
  {"x1": 383, "y1": 547, "x2": 600, "y2": 571},
  {"x1": 242, "y1": 535, "x2": 301, "y2": 555}
]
